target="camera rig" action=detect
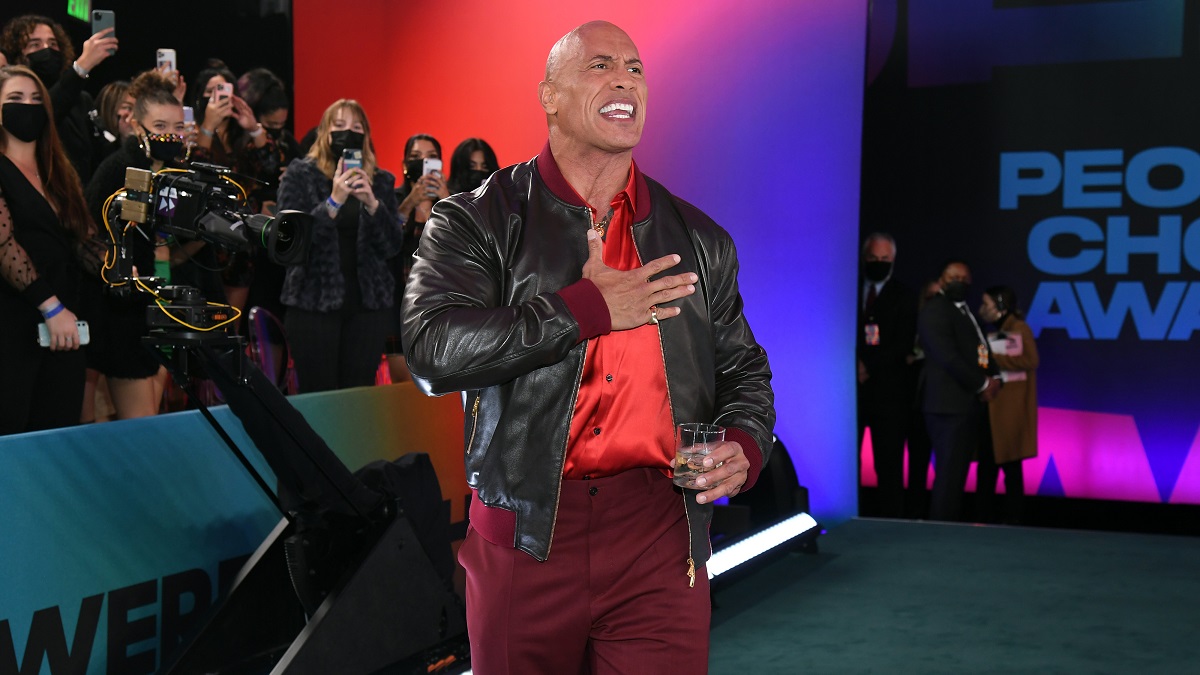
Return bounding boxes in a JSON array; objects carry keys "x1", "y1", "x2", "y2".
[
  {"x1": 96, "y1": 165, "x2": 468, "y2": 673},
  {"x1": 100, "y1": 163, "x2": 313, "y2": 336}
]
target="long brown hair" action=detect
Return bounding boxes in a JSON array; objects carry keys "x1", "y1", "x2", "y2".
[
  {"x1": 306, "y1": 99, "x2": 377, "y2": 179},
  {"x1": 0, "y1": 65, "x2": 92, "y2": 242},
  {"x1": 94, "y1": 79, "x2": 132, "y2": 137}
]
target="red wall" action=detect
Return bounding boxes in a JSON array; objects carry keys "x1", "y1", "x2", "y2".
[{"x1": 294, "y1": 0, "x2": 607, "y2": 171}]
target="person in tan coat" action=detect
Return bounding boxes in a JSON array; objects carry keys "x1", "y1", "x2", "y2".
[{"x1": 977, "y1": 286, "x2": 1038, "y2": 524}]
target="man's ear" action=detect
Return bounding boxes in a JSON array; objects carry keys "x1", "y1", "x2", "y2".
[{"x1": 538, "y1": 81, "x2": 557, "y2": 115}]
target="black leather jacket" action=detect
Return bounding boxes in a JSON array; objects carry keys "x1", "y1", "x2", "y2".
[{"x1": 401, "y1": 150, "x2": 775, "y2": 565}]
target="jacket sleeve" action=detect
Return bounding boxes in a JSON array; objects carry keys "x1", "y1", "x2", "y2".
[
  {"x1": 859, "y1": 285, "x2": 918, "y2": 377},
  {"x1": 0, "y1": 188, "x2": 53, "y2": 306},
  {"x1": 993, "y1": 320, "x2": 1039, "y2": 373},
  {"x1": 363, "y1": 171, "x2": 402, "y2": 259},
  {"x1": 401, "y1": 197, "x2": 583, "y2": 395},
  {"x1": 705, "y1": 226, "x2": 775, "y2": 490},
  {"x1": 49, "y1": 69, "x2": 85, "y2": 125},
  {"x1": 277, "y1": 159, "x2": 338, "y2": 264}
]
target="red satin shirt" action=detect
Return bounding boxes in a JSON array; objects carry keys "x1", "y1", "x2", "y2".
[{"x1": 562, "y1": 163, "x2": 675, "y2": 479}]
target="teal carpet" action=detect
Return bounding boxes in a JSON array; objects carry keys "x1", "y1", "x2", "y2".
[{"x1": 710, "y1": 518, "x2": 1200, "y2": 674}]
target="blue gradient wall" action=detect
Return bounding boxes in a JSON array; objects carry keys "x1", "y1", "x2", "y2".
[{"x1": 632, "y1": 4, "x2": 867, "y2": 523}]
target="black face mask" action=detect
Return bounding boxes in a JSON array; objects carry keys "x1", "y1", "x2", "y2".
[
  {"x1": 459, "y1": 169, "x2": 488, "y2": 192},
  {"x1": 942, "y1": 280, "x2": 970, "y2": 303},
  {"x1": 2, "y1": 103, "x2": 48, "y2": 143},
  {"x1": 265, "y1": 126, "x2": 284, "y2": 141},
  {"x1": 145, "y1": 132, "x2": 185, "y2": 162},
  {"x1": 863, "y1": 260, "x2": 892, "y2": 283},
  {"x1": 25, "y1": 48, "x2": 64, "y2": 88},
  {"x1": 329, "y1": 129, "x2": 364, "y2": 159}
]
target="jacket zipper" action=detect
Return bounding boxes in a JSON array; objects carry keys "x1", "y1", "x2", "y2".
[
  {"x1": 631, "y1": 219, "x2": 697, "y2": 589},
  {"x1": 544, "y1": 209, "x2": 594, "y2": 560},
  {"x1": 467, "y1": 394, "x2": 480, "y2": 453}
]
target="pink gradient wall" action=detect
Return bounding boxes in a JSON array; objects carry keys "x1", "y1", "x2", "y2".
[{"x1": 862, "y1": 407, "x2": 1200, "y2": 503}]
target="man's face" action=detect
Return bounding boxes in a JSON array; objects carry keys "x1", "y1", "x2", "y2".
[
  {"x1": 23, "y1": 24, "x2": 59, "y2": 55},
  {"x1": 541, "y1": 23, "x2": 646, "y2": 154},
  {"x1": 864, "y1": 239, "x2": 895, "y2": 263},
  {"x1": 940, "y1": 263, "x2": 971, "y2": 286}
]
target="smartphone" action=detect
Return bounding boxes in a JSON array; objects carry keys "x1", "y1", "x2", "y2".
[
  {"x1": 183, "y1": 106, "x2": 194, "y2": 124},
  {"x1": 90, "y1": 10, "x2": 116, "y2": 55},
  {"x1": 342, "y1": 148, "x2": 363, "y2": 172},
  {"x1": 422, "y1": 158, "x2": 442, "y2": 197},
  {"x1": 216, "y1": 82, "x2": 234, "y2": 101},
  {"x1": 37, "y1": 321, "x2": 90, "y2": 347},
  {"x1": 156, "y1": 48, "x2": 176, "y2": 74}
]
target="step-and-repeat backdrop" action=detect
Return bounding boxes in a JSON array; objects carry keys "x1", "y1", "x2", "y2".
[{"x1": 860, "y1": 0, "x2": 1200, "y2": 504}]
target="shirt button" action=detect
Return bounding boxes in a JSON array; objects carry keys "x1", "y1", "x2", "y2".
[
  {"x1": 589, "y1": 487, "x2": 599, "y2": 496},
  {"x1": 593, "y1": 427, "x2": 601, "y2": 435},
  {"x1": 605, "y1": 374, "x2": 613, "y2": 382}
]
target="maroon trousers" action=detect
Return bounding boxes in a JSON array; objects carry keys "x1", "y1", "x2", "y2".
[{"x1": 459, "y1": 468, "x2": 711, "y2": 675}]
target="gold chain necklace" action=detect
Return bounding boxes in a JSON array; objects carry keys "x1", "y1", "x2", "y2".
[{"x1": 592, "y1": 206, "x2": 615, "y2": 241}]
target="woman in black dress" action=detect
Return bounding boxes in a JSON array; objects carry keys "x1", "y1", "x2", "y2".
[
  {"x1": 0, "y1": 65, "x2": 95, "y2": 433},
  {"x1": 85, "y1": 70, "x2": 187, "y2": 418}
]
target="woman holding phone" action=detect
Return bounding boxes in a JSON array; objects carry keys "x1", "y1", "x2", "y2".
[
  {"x1": 189, "y1": 61, "x2": 283, "y2": 313},
  {"x1": 84, "y1": 69, "x2": 188, "y2": 419},
  {"x1": 277, "y1": 98, "x2": 401, "y2": 393},
  {"x1": 0, "y1": 14, "x2": 119, "y2": 183},
  {"x1": 385, "y1": 134, "x2": 447, "y2": 383},
  {"x1": 0, "y1": 65, "x2": 95, "y2": 434},
  {"x1": 189, "y1": 61, "x2": 272, "y2": 167}
]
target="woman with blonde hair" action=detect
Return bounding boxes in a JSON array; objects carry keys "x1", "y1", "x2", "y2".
[{"x1": 277, "y1": 98, "x2": 401, "y2": 392}]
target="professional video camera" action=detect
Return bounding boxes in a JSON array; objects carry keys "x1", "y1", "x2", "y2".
[
  {"x1": 101, "y1": 163, "x2": 313, "y2": 334},
  {"x1": 100, "y1": 167, "x2": 467, "y2": 673}
]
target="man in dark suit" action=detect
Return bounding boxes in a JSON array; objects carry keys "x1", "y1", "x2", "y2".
[
  {"x1": 918, "y1": 260, "x2": 1001, "y2": 521},
  {"x1": 858, "y1": 233, "x2": 918, "y2": 517}
]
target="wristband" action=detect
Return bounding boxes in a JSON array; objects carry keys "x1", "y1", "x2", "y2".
[
  {"x1": 199, "y1": 126, "x2": 215, "y2": 138},
  {"x1": 42, "y1": 301, "x2": 65, "y2": 319},
  {"x1": 72, "y1": 61, "x2": 90, "y2": 79},
  {"x1": 248, "y1": 124, "x2": 264, "y2": 138},
  {"x1": 326, "y1": 196, "x2": 342, "y2": 210}
]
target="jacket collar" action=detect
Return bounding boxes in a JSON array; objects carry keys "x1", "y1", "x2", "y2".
[{"x1": 535, "y1": 140, "x2": 652, "y2": 222}]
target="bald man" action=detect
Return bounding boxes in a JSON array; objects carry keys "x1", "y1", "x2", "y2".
[{"x1": 402, "y1": 21, "x2": 775, "y2": 673}]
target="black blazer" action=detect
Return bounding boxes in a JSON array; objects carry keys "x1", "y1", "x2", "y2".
[
  {"x1": 917, "y1": 293, "x2": 998, "y2": 414},
  {"x1": 857, "y1": 278, "x2": 917, "y2": 403}
]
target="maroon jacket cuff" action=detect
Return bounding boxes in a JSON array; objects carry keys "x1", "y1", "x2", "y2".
[
  {"x1": 726, "y1": 426, "x2": 765, "y2": 491},
  {"x1": 558, "y1": 278, "x2": 611, "y2": 342},
  {"x1": 469, "y1": 491, "x2": 516, "y2": 548}
]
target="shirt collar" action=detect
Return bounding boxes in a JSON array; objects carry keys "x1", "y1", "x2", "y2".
[{"x1": 535, "y1": 140, "x2": 651, "y2": 222}]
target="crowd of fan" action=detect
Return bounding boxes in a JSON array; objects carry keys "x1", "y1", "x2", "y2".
[{"x1": 0, "y1": 15, "x2": 499, "y2": 434}]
